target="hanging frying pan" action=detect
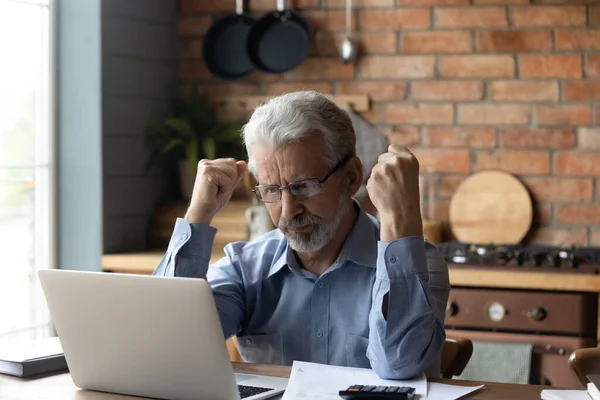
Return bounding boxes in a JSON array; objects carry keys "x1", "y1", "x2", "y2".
[
  {"x1": 247, "y1": 0, "x2": 311, "y2": 74},
  {"x1": 203, "y1": 0, "x2": 255, "y2": 79}
]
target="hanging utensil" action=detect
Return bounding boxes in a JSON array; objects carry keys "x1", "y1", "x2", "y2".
[{"x1": 340, "y1": 0, "x2": 357, "y2": 64}]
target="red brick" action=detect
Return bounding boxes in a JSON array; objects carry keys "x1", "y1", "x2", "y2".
[
  {"x1": 477, "y1": 30, "x2": 552, "y2": 52},
  {"x1": 475, "y1": 0, "x2": 528, "y2": 3},
  {"x1": 592, "y1": 230, "x2": 600, "y2": 247},
  {"x1": 411, "y1": 81, "x2": 483, "y2": 101},
  {"x1": 522, "y1": 177, "x2": 593, "y2": 201},
  {"x1": 439, "y1": 55, "x2": 514, "y2": 78},
  {"x1": 411, "y1": 149, "x2": 471, "y2": 173},
  {"x1": 304, "y1": 10, "x2": 357, "y2": 31},
  {"x1": 247, "y1": 0, "x2": 318, "y2": 10},
  {"x1": 179, "y1": 61, "x2": 211, "y2": 81},
  {"x1": 512, "y1": 6, "x2": 587, "y2": 27},
  {"x1": 399, "y1": 0, "x2": 468, "y2": 4},
  {"x1": 402, "y1": 31, "x2": 472, "y2": 54},
  {"x1": 593, "y1": 6, "x2": 600, "y2": 25},
  {"x1": 556, "y1": 153, "x2": 600, "y2": 175},
  {"x1": 586, "y1": 55, "x2": 600, "y2": 78},
  {"x1": 500, "y1": 129, "x2": 576, "y2": 148},
  {"x1": 578, "y1": 128, "x2": 600, "y2": 149},
  {"x1": 489, "y1": 81, "x2": 558, "y2": 101},
  {"x1": 181, "y1": 0, "x2": 232, "y2": 13},
  {"x1": 458, "y1": 104, "x2": 530, "y2": 125},
  {"x1": 385, "y1": 103, "x2": 454, "y2": 125},
  {"x1": 197, "y1": 83, "x2": 261, "y2": 97},
  {"x1": 359, "y1": 56, "x2": 435, "y2": 79},
  {"x1": 336, "y1": 82, "x2": 407, "y2": 101},
  {"x1": 284, "y1": 58, "x2": 354, "y2": 81},
  {"x1": 556, "y1": 30, "x2": 600, "y2": 50},
  {"x1": 265, "y1": 82, "x2": 334, "y2": 95},
  {"x1": 178, "y1": 17, "x2": 212, "y2": 37},
  {"x1": 325, "y1": 0, "x2": 394, "y2": 6},
  {"x1": 535, "y1": 105, "x2": 592, "y2": 126},
  {"x1": 474, "y1": 150, "x2": 550, "y2": 174},
  {"x1": 437, "y1": 174, "x2": 467, "y2": 198},
  {"x1": 536, "y1": 203, "x2": 554, "y2": 225},
  {"x1": 435, "y1": 7, "x2": 507, "y2": 28},
  {"x1": 528, "y1": 228, "x2": 588, "y2": 247},
  {"x1": 426, "y1": 127, "x2": 497, "y2": 147},
  {"x1": 315, "y1": 32, "x2": 397, "y2": 57},
  {"x1": 564, "y1": 82, "x2": 600, "y2": 101},
  {"x1": 182, "y1": 39, "x2": 203, "y2": 59},
  {"x1": 557, "y1": 205, "x2": 600, "y2": 225},
  {"x1": 384, "y1": 126, "x2": 422, "y2": 147},
  {"x1": 360, "y1": 9, "x2": 431, "y2": 30},
  {"x1": 519, "y1": 54, "x2": 582, "y2": 78}
]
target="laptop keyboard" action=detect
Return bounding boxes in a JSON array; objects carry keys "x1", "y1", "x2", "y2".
[{"x1": 238, "y1": 384, "x2": 274, "y2": 399}]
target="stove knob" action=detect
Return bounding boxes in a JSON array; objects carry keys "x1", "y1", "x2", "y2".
[
  {"x1": 446, "y1": 302, "x2": 459, "y2": 317},
  {"x1": 527, "y1": 307, "x2": 547, "y2": 322},
  {"x1": 531, "y1": 254, "x2": 544, "y2": 267},
  {"x1": 547, "y1": 253, "x2": 561, "y2": 268}
]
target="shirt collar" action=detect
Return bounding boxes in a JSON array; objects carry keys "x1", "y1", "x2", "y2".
[{"x1": 267, "y1": 200, "x2": 379, "y2": 278}]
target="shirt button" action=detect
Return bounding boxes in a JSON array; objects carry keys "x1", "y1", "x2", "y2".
[
  {"x1": 245, "y1": 339, "x2": 252, "y2": 345},
  {"x1": 316, "y1": 330, "x2": 323, "y2": 338},
  {"x1": 389, "y1": 256, "x2": 397, "y2": 263},
  {"x1": 181, "y1": 234, "x2": 188, "y2": 241},
  {"x1": 317, "y1": 282, "x2": 324, "y2": 289}
]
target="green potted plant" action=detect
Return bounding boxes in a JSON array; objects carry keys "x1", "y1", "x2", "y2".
[{"x1": 144, "y1": 93, "x2": 244, "y2": 200}]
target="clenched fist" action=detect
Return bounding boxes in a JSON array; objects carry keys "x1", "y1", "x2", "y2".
[
  {"x1": 185, "y1": 158, "x2": 247, "y2": 225},
  {"x1": 366, "y1": 145, "x2": 423, "y2": 242}
]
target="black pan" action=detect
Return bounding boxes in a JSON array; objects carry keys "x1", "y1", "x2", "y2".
[
  {"x1": 203, "y1": 0, "x2": 255, "y2": 79},
  {"x1": 247, "y1": 0, "x2": 311, "y2": 74}
]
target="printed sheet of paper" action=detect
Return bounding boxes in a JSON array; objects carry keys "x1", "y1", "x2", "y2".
[
  {"x1": 281, "y1": 361, "x2": 427, "y2": 400},
  {"x1": 426, "y1": 382, "x2": 484, "y2": 400}
]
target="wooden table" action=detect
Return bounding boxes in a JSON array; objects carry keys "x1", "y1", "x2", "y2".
[{"x1": 0, "y1": 362, "x2": 546, "y2": 399}]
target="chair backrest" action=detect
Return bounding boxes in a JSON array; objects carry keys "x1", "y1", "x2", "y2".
[
  {"x1": 441, "y1": 336, "x2": 474, "y2": 379},
  {"x1": 569, "y1": 347, "x2": 600, "y2": 387}
]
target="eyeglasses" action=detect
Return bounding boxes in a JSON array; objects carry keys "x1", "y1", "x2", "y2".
[{"x1": 252, "y1": 155, "x2": 352, "y2": 203}]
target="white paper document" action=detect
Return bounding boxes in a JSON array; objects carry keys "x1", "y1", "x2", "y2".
[
  {"x1": 541, "y1": 389, "x2": 592, "y2": 400},
  {"x1": 281, "y1": 361, "x2": 428, "y2": 400},
  {"x1": 427, "y1": 382, "x2": 483, "y2": 400}
]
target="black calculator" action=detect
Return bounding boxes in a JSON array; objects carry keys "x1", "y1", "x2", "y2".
[{"x1": 339, "y1": 385, "x2": 416, "y2": 400}]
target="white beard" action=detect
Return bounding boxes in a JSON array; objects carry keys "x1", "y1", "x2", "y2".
[{"x1": 279, "y1": 196, "x2": 350, "y2": 254}]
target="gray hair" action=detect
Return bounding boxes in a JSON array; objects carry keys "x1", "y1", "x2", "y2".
[{"x1": 241, "y1": 91, "x2": 356, "y2": 176}]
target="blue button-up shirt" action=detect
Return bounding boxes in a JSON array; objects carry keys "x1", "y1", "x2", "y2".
[{"x1": 153, "y1": 204, "x2": 449, "y2": 380}]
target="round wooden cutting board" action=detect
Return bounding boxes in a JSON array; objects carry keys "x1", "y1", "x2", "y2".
[{"x1": 449, "y1": 171, "x2": 533, "y2": 245}]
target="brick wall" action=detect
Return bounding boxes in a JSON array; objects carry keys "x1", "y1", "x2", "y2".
[{"x1": 179, "y1": 0, "x2": 600, "y2": 246}]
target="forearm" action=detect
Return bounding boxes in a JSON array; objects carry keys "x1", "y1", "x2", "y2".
[
  {"x1": 367, "y1": 238, "x2": 446, "y2": 380},
  {"x1": 152, "y1": 218, "x2": 216, "y2": 278}
]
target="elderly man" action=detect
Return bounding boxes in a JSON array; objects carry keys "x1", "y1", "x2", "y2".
[{"x1": 153, "y1": 91, "x2": 449, "y2": 380}]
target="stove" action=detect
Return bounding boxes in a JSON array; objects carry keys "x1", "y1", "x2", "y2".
[{"x1": 436, "y1": 242, "x2": 600, "y2": 274}]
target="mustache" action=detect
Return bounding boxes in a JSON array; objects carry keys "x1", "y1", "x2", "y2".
[{"x1": 279, "y1": 212, "x2": 320, "y2": 230}]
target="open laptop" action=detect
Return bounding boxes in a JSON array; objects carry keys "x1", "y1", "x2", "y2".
[{"x1": 38, "y1": 269, "x2": 288, "y2": 400}]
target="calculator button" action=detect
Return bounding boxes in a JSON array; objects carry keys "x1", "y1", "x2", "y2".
[
  {"x1": 348, "y1": 385, "x2": 362, "y2": 392},
  {"x1": 373, "y1": 386, "x2": 387, "y2": 392},
  {"x1": 362, "y1": 386, "x2": 376, "y2": 392},
  {"x1": 385, "y1": 387, "x2": 399, "y2": 392}
]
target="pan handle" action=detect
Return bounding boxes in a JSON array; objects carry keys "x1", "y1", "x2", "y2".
[
  {"x1": 236, "y1": 0, "x2": 243, "y2": 15},
  {"x1": 277, "y1": 0, "x2": 285, "y2": 12}
]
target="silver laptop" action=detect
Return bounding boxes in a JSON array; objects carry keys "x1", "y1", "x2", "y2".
[{"x1": 38, "y1": 269, "x2": 288, "y2": 400}]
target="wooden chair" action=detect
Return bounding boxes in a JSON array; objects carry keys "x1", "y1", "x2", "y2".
[
  {"x1": 441, "y1": 336, "x2": 474, "y2": 379},
  {"x1": 568, "y1": 347, "x2": 600, "y2": 387}
]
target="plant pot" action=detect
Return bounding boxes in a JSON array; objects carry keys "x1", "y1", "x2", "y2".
[{"x1": 179, "y1": 161, "x2": 196, "y2": 201}]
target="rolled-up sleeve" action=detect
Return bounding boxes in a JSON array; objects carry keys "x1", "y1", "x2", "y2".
[{"x1": 366, "y1": 236, "x2": 447, "y2": 380}]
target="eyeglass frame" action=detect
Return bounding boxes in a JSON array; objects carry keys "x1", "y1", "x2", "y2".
[{"x1": 251, "y1": 155, "x2": 353, "y2": 203}]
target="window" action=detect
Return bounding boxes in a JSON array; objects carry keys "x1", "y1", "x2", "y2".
[{"x1": 0, "y1": 0, "x2": 55, "y2": 340}]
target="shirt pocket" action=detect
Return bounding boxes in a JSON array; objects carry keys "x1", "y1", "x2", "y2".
[
  {"x1": 345, "y1": 333, "x2": 371, "y2": 368},
  {"x1": 237, "y1": 333, "x2": 284, "y2": 365}
]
